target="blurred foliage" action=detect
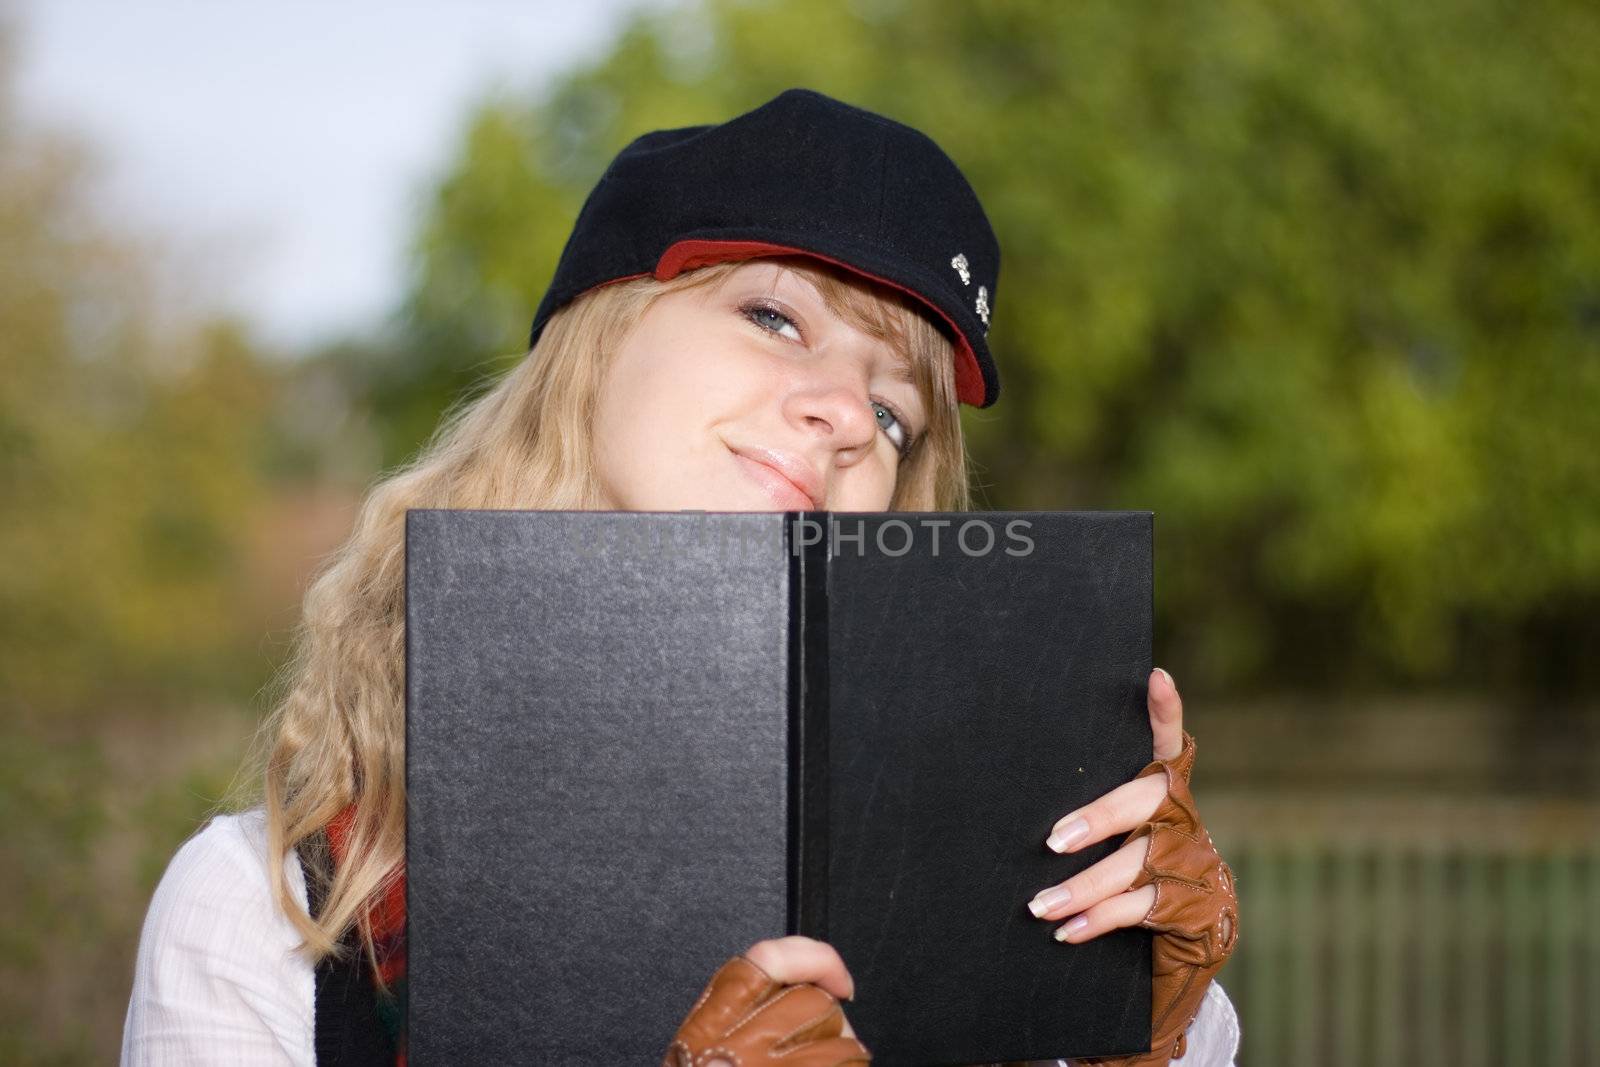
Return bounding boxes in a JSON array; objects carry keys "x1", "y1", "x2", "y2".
[
  {"x1": 0, "y1": 27, "x2": 356, "y2": 1063},
  {"x1": 0, "y1": 75, "x2": 274, "y2": 711},
  {"x1": 0, "y1": 46, "x2": 374, "y2": 716},
  {"x1": 364, "y1": 0, "x2": 1600, "y2": 696}
]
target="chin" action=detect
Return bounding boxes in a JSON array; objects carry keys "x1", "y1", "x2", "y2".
[{"x1": 655, "y1": 488, "x2": 762, "y2": 513}]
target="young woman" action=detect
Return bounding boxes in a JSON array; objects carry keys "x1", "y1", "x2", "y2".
[{"x1": 122, "y1": 88, "x2": 1240, "y2": 1067}]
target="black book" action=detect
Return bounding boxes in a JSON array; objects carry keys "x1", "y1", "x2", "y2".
[{"x1": 406, "y1": 510, "x2": 1154, "y2": 1065}]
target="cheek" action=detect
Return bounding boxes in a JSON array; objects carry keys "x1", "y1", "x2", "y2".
[
  {"x1": 592, "y1": 316, "x2": 777, "y2": 505},
  {"x1": 833, "y1": 460, "x2": 900, "y2": 511},
  {"x1": 593, "y1": 344, "x2": 689, "y2": 497},
  {"x1": 601, "y1": 322, "x2": 757, "y2": 434}
]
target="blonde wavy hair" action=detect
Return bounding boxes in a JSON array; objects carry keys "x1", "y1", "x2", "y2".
[{"x1": 243, "y1": 256, "x2": 974, "y2": 967}]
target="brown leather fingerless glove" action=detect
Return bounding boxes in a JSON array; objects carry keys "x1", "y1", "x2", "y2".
[
  {"x1": 1083, "y1": 730, "x2": 1239, "y2": 1066},
  {"x1": 663, "y1": 955, "x2": 872, "y2": 1067}
]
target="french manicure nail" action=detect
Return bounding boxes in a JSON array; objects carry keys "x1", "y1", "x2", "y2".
[
  {"x1": 1047, "y1": 817, "x2": 1088, "y2": 853},
  {"x1": 1029, "y1": 885, "x2": 1073, "y2": 917},
  {"x1": 1152, "y1": 666, "x2": 1173, "y2": 688},
  {"x1": 1054, "y1": 916, "x2": 1089, "y2": 941}
]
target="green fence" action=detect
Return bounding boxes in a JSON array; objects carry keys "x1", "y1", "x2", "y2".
[{"x1": 1212, "y1": 799, "x2": 1600, "y2": 1066}]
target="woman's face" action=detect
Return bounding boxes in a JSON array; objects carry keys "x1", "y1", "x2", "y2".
[{"x1": 591, "y1": 260, "x2": 927, "y2": 512}]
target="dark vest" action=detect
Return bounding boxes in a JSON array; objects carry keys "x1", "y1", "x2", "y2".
[{"x1": 297, "y1": 834, "x2": 397, "y2": 1066}]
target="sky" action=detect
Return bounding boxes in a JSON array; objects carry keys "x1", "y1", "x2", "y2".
[{"x1": 10, "y1": 0, "x2": 669, "y2": 350}]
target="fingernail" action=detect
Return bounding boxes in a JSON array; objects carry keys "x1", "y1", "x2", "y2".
[
  {"x1": 1028, "y1": 885, "x2": 1073, "y2": 917},
  {"x1": 1152, "y1": 666, "x2": 1173, "y2": 688},
  {"x1": 1054, "y1": 916, "x2": 1089, "y2": 942},
  {"x1": 1047, "y1": 817, "x2": 1088, "y2": 853}
]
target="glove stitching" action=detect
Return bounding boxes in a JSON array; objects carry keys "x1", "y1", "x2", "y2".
[
  {"x1": 1122, "y1": 819, "x2": 1202, "y2": 853},
  {"x1": 696, "y1": 1046, "x2": 742, "y2": 1066},
  {"x1": 1150, "y1": 966, "x2": 1198, "y2": 1038},
  {"x1": 1142, "y1": 893, "x2": 1237, "y2": 965},
  {"x1": 772, "y1": 1038, "x2": 869, "y2": 1062},
  {"x1": 1133, "y1": 886, "x2": 1223, "y2": 941},
  {"x1": 1141, "y1": 913, "x2": 1231, "y2": 960},
  {"x1": 725, "y1": 983, "x2": 811, "y2": 1037},
  {"x1": 1128, "y1": 831, "x2": 1218, "y2": 913},
  {"x1": 692, "y1": 956, "x2": 770, "y2": 1021},
  {"x1": 770, "y1": 997, "x2": 842, "y2": 1053},
  {"x1": 1138, "y1": 829, "x2": 1215, "y2": 886}
]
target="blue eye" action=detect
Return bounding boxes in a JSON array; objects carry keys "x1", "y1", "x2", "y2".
[
  {"x1": 741, "y1": 301, "x2": 803, "y2": 341},
  {"x1": 872, "y1": 400, "x2": 913, "y2": 459}
]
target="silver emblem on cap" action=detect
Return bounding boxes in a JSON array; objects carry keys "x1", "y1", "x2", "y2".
[
  {"x1": 975, "y1": 285, "x2": 990, "y2": 328},
  {"x1": 950, "y1": 253, "x2": 971, "y2": 286}
]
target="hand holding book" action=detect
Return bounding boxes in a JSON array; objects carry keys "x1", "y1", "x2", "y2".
[
  {"x1": 662, "y1": 937, "x2": 869, "y2": 1067},
  {"x1": 664, "y1": 668, "x2": 1240, "y2": 1067},
  {"x1": 1028, "y1": 668, "x2": 1241, "y2": 1065}
]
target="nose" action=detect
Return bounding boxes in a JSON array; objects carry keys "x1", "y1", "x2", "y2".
[{"x1": 781, "y1": 357, "x2": 879, "y2": 456}]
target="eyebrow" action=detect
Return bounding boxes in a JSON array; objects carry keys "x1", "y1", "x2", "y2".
[
  {"x1": 768, "y1": 269, "x2": 917, "y2": 386},
  {"x1": 884, "y1": 352, "x2": 915, "y2": 385}
]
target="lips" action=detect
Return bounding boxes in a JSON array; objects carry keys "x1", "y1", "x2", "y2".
[{"x1": 729, "y1": 444, "x2": 825, "y2": 510}]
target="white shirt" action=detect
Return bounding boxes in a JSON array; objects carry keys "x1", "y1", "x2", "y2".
[{"x1": 122, "y1": 811, "x2": 1241, "y2": 1066}]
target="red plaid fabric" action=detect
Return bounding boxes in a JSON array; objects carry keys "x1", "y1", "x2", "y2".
[{"x1": 327, "y1": 805, "x2": 408, "y2": 1064}]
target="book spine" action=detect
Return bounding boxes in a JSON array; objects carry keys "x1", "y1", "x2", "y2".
[{"x1": 786, "y1": 513, "x2": 831, "y2": 939}]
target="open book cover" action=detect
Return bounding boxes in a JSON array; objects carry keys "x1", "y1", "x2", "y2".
[{"x1": 405, "y1": 510, "x2": 1154, "y2": 1065}]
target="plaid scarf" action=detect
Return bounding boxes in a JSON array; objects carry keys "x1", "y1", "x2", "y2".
[{"x1": 326, "y1": 805, "x2": 408, "y2": 1064}]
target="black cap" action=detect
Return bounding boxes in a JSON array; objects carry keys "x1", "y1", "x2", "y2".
[{"x1": 527, "y1": 88, "x2": 1001, "y2": 408}]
